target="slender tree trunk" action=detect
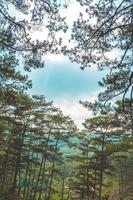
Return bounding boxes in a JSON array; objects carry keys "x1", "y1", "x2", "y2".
[
  {"x1": 44, "y1": 139, "x2": 59, "y2": 200},
  {"x1": 130, "y1": 86, "x2": 133, "y2": 137},
  {"x1": 38, "y1": 158, "x2": 47, "y2": 200},
  {"x1": 99, "y1": 169, "x2": 103, "y2": 200},
  {"x1": 120, "y1": 165, "x2": 125, "y2": 200},
  {"x1": 45, "y1": 161, "x2": 55, "y2": 200},
  {"x1": 32, "y1": 153, "x2": 47, "y2": 200},
  {"x1": 93, "y1": 169, "x2": 97, "y2": 200},
  {"x1": 38, "y1": 131, "x2": 51, "y2": 200},
  {"x1": 66, "y1": 187, "x2": 70, "y2": 200},
  {"x1": 11, "y1": 153, "x2": 20, "y2": 192},
  {"x1": 23, "y1": 148, "x2": 30, "y2": 199},
  {"x1": 99, "y1": 133, "x2": 105, "y2": 200},
  {"x1": 61, "y1": 178, "x2": 65, "y2": 200},
  {"x1": 118, "y1": 170, "x2": 121, "y2": 195},
  {"x1": 18, "y1": 167, "x2": 21, "y2": 195},
  {"x1": 11, "y1": 124, "x2": 27, "y2": 192},
  {"x1": 86, "y1": 145, "x2": 90, "y2": 200},
  {"x1": 0, "y1": 122, "x2": 17, "y2": 192},
  {"x1": 25, "y1": 159, "x2": 33, "y2": 200},
  {"x1": 93, "y1": 158, "x2": 98, "y2": 200},
  {"x1": 9, "y1": 160, "x2": 15, "y2": 189},
  {"x1": 28, "y1": 152, "x2": 39, "y2": 200},
  {"x1": 43, "y1": 169, "x2": 51, "y2": 200}
]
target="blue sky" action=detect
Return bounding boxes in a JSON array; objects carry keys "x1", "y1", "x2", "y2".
[
  {"x1": 13, "y1": 0, "x2": 108, "y2": 129},
  {"x1": 29, "y1": 56, "x2": 103, "y2": 99},
  {"x1": 28, "y1": 55, "x2": 105, "y2": 129}
]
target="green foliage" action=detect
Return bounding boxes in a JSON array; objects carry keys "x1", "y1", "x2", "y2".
[
  {"x1": 0, "y1": 0, "x2": 68, "y2": 72},
  {"x1": 0, "y1": 0, "x2": 133, "y2": 199}
]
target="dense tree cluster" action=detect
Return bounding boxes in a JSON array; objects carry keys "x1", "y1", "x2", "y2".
[
  {"x1": 0, "y1": 0, "x2": 133, "y2": 200},
  {"x1": 67, "y1": 103, "x2": 133, "y2": 200},
  {"x1": 0, "y1": 91, "x2": 77, "y2": 199},
  {"x1": 0, "y1": 1, "x2": 77, "y2": 199}
]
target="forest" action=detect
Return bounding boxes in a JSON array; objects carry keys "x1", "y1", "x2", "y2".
[{"x1": 0, "y1": 0, "x2": 133, "y2": 200}]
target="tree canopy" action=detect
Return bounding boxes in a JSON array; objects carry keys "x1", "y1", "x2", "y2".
[
  {"x1": 65, "y1": 0, "x2": 133, "y2": 106},
  {"x1": 0, "y1": 0, "x2": 133, "y2": 200}
]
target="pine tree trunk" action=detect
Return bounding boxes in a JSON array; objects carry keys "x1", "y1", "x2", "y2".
[
  {"x1": 0, "y1": 122, "x2": 17, "y2": 192},
  {"x1": 86, "y1": 145, "x2": 90, "y2": 200},
  {"x1": 93, "y1": 169, "x2": 97, "y2": 200},
  {"x1": 66, "y1": 187, "x2": 70, "y2": 200},
  {"x1": 23, "y1": 149, "x2": 30, "y2": 199},
  {"x1": 11, "y1": 124, "x2": 27, "y2": 192},
  {"x1": 28, "y1": 152, "x2": 39, "y2": 200},
  {"x1": 18, "y1": 167, "x2": 21, "y2": 195},
  {"x1": 99, "y1": 133, "x2": 105, "y2": 200},
  {"x1": 38, "y1": 131, "x2": 51, "y2": 200},
  {"x1": 44, "y1": 138, "x2": 59, "y2": 200},
  {"x1": 32, "y1": 153, "x2": 45, "y2": 200},
  {"x1": 38, "y1": 158, "x2": 47, "y2": 200},
  {"x1": 25, "y1": 159, "x2": 34, "y2": 200},
  {"x1": 45, "y1": 161, "x2": 55, "y2": 200},
  {"x1": 61, "y1": 178, "x2": 65, "y2": 200}
]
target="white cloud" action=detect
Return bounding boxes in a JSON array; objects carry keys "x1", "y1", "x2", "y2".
[
  {"x1": 45, "y1": 53, "x2": 68, "y2": 63},
  {"x1": 60, "y1": 1, "x2": 82, "y2": 26},
  {"x1": 53, "y1": 93, "x2": 97, "y2": 130},
  {"x1": 105, "y1": 49, "x2": 121, "y2": 60}
]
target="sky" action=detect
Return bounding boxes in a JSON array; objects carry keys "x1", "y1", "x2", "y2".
[
  {"x1": 26, "y1": 1, "x2": 106, "y2": 129},
  {"x1": 11, "y1": 0, "x2": 107, "y2": 129},
  {"x1": 28, "y1": 54, "x2": 105, "y2": 129}
]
